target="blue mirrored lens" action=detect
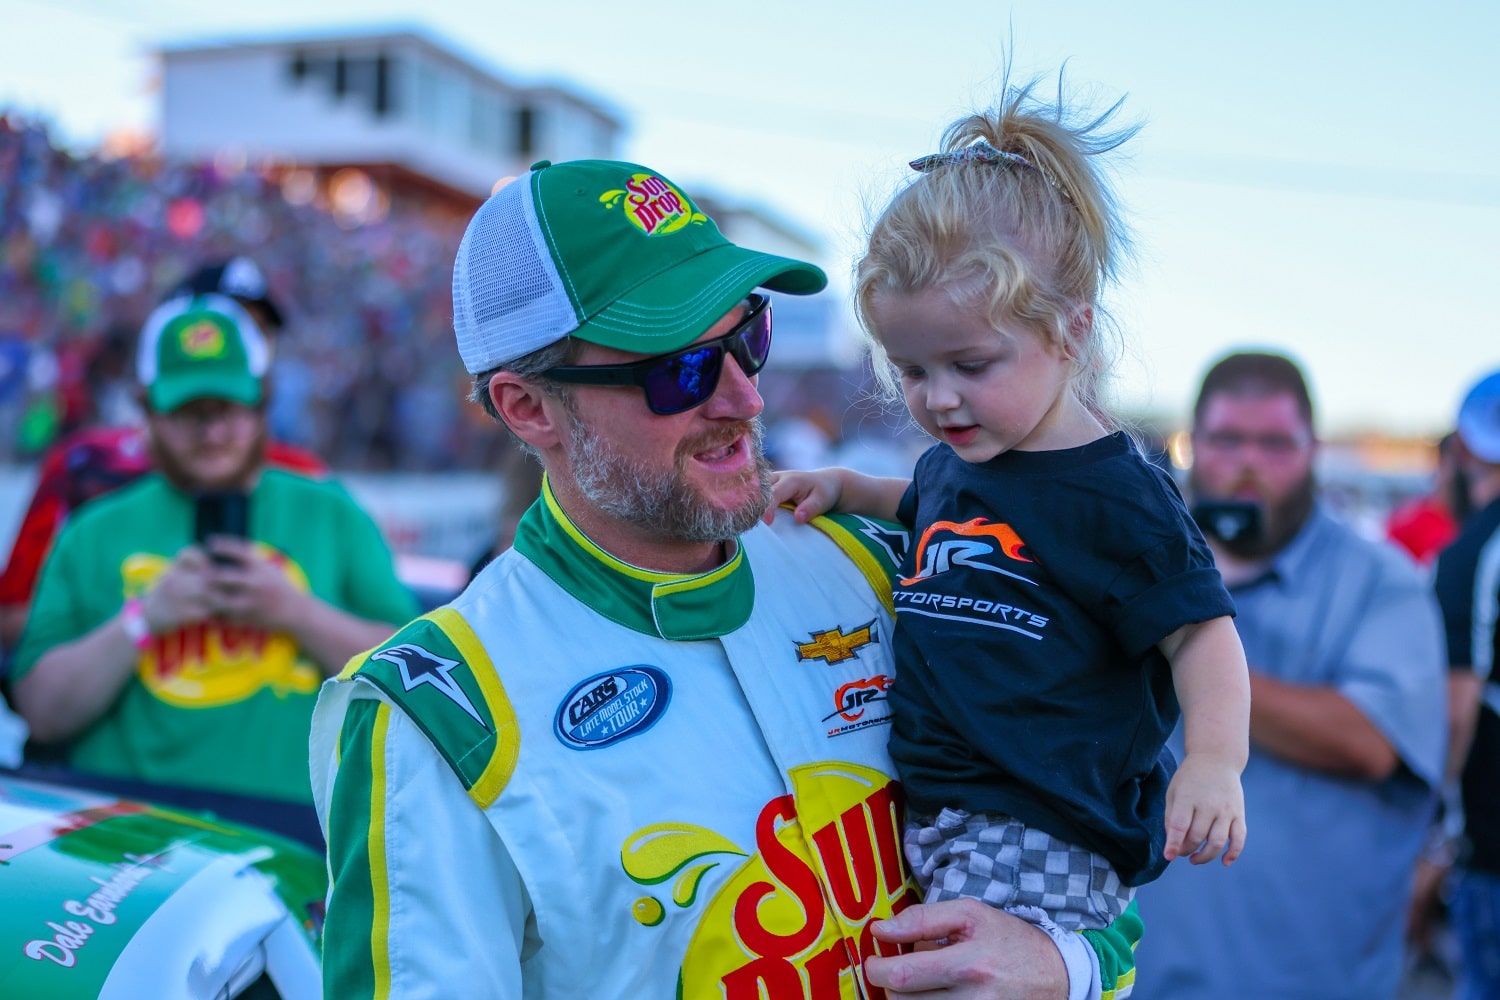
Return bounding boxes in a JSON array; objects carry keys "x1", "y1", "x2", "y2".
[
  {"x1": 735, "y1": 309, "x2": 771, "y2": 374},
  {"x1": 643, "y1": 345, "x2": 723, "y2": 414},
  {"x1": 635, "y1": 298, "x2": 770, "y2": 413}
]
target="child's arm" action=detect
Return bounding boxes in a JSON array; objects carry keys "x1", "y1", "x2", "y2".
[
  {"x1": 767, "y1": 467, "x2": 910, "y2": 524},
  {"x1": 1157, "y1": 615, "x2": 1250, "y2": 865}
]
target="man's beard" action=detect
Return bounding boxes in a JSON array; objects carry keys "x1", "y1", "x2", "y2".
[
  {"x1": 1191, "y1": 469, "x2": 1316, "y2": 560},
  {"x1": 566, "y1": 413, "x2": 773, "y2": 544},
  {"x1": 149, "y1": 422, "x2": 267, "y2": 494}
]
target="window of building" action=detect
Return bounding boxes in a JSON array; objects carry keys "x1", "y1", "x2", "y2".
[
  {"x1": 516, "y1": 106, "x2": 539, "y2": 159},
  {"x1": 285, "y1": 48, "x2": 400, "y2": 119}
]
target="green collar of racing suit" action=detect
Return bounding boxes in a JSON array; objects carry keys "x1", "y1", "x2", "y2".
[{"x1": 511, "y1": 476, "x2": 754, "y2": 641}]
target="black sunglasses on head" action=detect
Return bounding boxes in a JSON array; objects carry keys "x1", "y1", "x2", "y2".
[{"x1": 542, "y1": 294, "x2": 772, "y2": 415}]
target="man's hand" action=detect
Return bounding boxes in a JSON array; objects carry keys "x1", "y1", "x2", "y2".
[
  {"x1": 203, "y1": 536, "x2": 302, "y2": 632},
  {"x1": 1406, "y1": 857, "x2": 1450, "y2": 954},
  {"x1": 140, "y1": 545, "x2": 219, "y2": 634},
  {"x1": 864, "y1": 900, "x2": 1068, "y2": 999}
]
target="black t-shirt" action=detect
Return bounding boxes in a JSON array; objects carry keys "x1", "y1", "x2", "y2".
[
  {"x1": 890, "y1": 433, "x2": 1234, "y2": 885},
  {"x1": 1433, "y1": 496, "x2": 1500, "y2": 874}
]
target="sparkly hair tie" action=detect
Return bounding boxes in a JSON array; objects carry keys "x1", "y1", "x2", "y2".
[
  {"x1": 909, "y1": 140, "x2": 1036, "y2": 173},
  {"x1": 909, "y1": 140, "x2": 1066, "y2": 198}
]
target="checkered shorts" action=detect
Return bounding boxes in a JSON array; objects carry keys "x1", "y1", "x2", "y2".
[{"x1": 905, "y1": 808, "x2": 1133, "y2": 931}]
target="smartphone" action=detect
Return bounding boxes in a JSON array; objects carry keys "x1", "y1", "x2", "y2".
[
  {"x1": 194, "y1": 491, "x2": 251, "y2": 564},
  {"x1": 1191, "y1": 500, "x2": 1262, "y2": 546}
]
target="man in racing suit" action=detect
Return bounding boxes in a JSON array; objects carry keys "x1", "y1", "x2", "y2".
[{"x1": 312, "y1": 157, "x2": 1142, "y2": 999}]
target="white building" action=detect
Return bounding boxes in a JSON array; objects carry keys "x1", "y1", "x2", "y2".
[
  {"x1": 158, "y1": 26, "x2": 624, "y2": 204},
  {"x1": 155, "y1": 25, "x2": 848, "y2": 367}
]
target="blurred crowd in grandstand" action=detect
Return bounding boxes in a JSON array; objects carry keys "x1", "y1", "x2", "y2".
[{"x1": 0, "y1": 111, "x2": 505, "y2": 472}]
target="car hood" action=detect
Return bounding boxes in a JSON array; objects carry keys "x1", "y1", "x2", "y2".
[{"x1": 0, "y1": 776, "x2": 324, "y2": 999}]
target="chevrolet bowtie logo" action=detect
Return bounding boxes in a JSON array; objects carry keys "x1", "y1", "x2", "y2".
[{"x1": 795, "y1": 621, "x2": 878, "y2": 664}]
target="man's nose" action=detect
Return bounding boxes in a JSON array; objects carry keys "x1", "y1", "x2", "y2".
[
  {"x1": 199, "y1": 414, "x2": 239, "y2": 443},
  {"x1": 702, "y1": 355, "x2": 764, "y2": 420}
]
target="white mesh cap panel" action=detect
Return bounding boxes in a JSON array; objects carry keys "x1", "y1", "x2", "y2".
[{"x1": 452, "y1": 178, "x2": 579, "y2": 374}]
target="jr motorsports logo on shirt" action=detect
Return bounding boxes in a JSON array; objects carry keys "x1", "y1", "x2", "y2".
[{"x1": 894, "y1": 518, "x2": 1051, "y2": 639}]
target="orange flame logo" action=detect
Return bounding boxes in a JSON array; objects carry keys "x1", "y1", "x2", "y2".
[{"x1": 900, "y1": 517, "x2": 1030, "y2": 586}]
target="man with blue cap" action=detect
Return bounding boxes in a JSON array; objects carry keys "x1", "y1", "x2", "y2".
[{"x1": 1432, "y1": 369, "x2": 1500, "y2": 1000}]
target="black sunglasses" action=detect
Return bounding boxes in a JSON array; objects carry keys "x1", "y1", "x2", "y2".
[{"x1": 542, "y1": 294, "x2": 772, "y2": 415}]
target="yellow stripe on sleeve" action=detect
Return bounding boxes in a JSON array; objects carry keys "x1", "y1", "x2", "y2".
[
  {"x1": 369, "y1": 702, "x2": 392, "y2": 1000},
  {"x1": 808, "y1": 515, "x2": 896, "y2": 616},
  {"x1": 427, "y1": 606, "x2": 521, "y2": 809}
]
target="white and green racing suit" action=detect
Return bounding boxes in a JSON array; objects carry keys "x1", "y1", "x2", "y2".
[{"x1": 312, "y1": 482, "x2": 1141, "y2": 998}]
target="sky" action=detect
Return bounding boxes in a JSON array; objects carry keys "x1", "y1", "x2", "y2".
[{"x1": 1, "y1": 0, "x2": 1497, "y2": 436}]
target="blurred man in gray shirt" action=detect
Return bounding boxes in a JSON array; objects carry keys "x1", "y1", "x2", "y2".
[{"x1": 1136, "y1": 352, "x2": 1446, "y2": 1000}]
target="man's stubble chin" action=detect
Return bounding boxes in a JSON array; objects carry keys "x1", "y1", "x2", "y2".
[{"x1": 567, "y1": 417, "x2": 772, "y2": 544}]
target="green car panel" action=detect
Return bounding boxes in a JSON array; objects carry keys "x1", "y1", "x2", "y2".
[{"x1": 1, "y1": 776, "x2": 325, "y2": 998}]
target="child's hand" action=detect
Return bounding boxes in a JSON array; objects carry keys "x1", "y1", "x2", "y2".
[
  {"x1": 765, "y1": 469, "x2": 844, "y2": 525},
  {"x1": 1162, "y1": 752, "x2": 1246, "y2": 866}
]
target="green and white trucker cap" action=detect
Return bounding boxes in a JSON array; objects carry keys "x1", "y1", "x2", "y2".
[
  {"x1": 451, "y1": 158, "x2": 828, "y2": 374},
  {"x1": 136, "y1": 293, "x2": 271, "y2": 412}
]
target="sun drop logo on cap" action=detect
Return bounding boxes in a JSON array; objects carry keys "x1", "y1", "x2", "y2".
[
  {"x1": 599, "y1": 173, "x2": 708, "y2": 236},
  {"x1": 178, "y1": 318, "x2": 228, "y2": 358}
]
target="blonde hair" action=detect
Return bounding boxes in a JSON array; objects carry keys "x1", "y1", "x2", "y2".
[{"x1": 855, "y1": 72, "x2": 1138, "y2": 424}]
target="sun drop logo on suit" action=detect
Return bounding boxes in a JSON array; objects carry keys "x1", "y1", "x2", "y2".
[
  {"x1": 555, "y1": 666, "x2": 672, "y2": 750},
  {"x1": 624, "y1": 763, "x2": 918, "y2": 998}
]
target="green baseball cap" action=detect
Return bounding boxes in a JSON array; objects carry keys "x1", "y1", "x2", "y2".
[
  {"x1": 451, "y1": 158, "x2": 828, "y2": 373},
  {"x1": 136, "y1": 293, "x2": 270, "y2": 412}
]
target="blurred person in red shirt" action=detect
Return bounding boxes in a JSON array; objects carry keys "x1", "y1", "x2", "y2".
[
  {"x1": 0, "y1": 258, "x2": 324, "y2": 647},
  {"x1": 1387, "y1": 432, "x2": 1472, "y2": 566}
]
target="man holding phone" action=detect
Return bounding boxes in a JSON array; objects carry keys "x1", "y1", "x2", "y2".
[
  {"x1": 1136, "y1": 352, "x2": 1447, "y2": 999},
  {"x1": 0, "y1": 256, "x2": 325, "y2": 649},
  {"x1": 9, "y1": 294, "x2": 417, "y2": 815}
]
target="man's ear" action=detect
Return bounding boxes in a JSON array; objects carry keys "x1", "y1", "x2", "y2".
[{"x1": 489, "y1": 372, "x2": 565, "y2": 452}]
